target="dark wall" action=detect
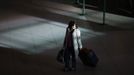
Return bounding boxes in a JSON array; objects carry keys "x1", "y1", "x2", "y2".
[
  {"x1": 1, "y1": 0, "x2": 133, "y2": 17},
  {"x1": 78, "y1": 0, "x2": 134, "y2": 17},
  {"x1": 0, "y1": 0, "x2": 13, "y2": 9}
]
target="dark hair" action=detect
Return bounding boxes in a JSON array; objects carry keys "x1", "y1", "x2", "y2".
[{"x1": 68, "y1": 20, "x2": 78, "y2": 29}]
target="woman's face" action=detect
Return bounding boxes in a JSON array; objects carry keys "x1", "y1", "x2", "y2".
[{"x1": 72, "y1": 24, "x2": 76, "y2": 29}]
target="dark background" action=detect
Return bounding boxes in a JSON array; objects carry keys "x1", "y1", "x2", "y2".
[{"x1": 0, "y1": 0, "x2": 134, "y2": 17}]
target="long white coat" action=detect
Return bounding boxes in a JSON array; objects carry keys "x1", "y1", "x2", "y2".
[{"x1": 64, "y1": 28, "x2": 82, "y2": 51}]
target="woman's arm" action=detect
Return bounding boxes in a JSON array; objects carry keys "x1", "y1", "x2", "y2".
[
  {"x1": 63, "y1": 28, "x2": 68, "y2": 48},
  {"x1": 76, "y1": 29, "x2": 82, "y2": 49}
]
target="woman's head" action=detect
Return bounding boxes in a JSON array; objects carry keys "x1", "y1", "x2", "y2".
[{"x1": 68, "y1": 20, "x2": 78, "y2": 29}]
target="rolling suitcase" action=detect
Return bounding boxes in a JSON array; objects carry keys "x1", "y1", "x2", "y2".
[{"x1": 78, "y1": 48, "x2": 99, "y2": 67}]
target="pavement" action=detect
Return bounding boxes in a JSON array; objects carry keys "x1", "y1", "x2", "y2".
[{"x1": 0, "y1": 0, "x2": 134, "y2": 75}]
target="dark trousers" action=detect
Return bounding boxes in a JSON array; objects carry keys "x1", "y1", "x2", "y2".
[{"x1": 64, "y1": 47, "x2": 76, "y2": 69}]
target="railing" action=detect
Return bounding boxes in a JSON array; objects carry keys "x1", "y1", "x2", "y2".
[{"x1": 74, "y1": 0, "x2": 134, "y2": 17}]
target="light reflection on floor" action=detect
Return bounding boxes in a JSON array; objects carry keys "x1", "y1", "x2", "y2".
[{"x1": 0, "y1": 13, "x2": 104, "y2": 54}]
